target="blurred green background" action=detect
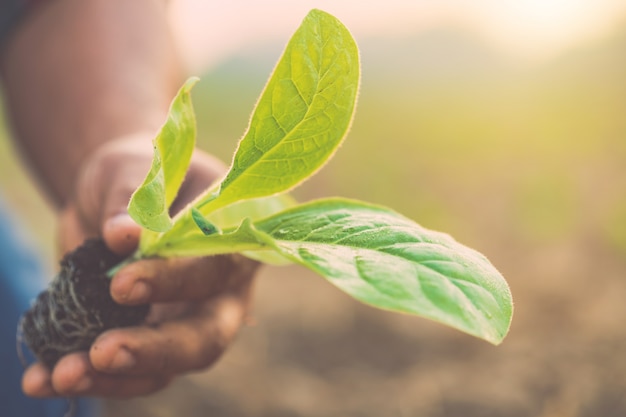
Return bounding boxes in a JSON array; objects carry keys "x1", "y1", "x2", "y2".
[{"x1": 2, "y1": 8, "x2": 626, "y2": 417}]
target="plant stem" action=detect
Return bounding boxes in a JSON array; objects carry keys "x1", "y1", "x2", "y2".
[{"x1": 106, "y1": 250, "x2": 143, "y2": 278}]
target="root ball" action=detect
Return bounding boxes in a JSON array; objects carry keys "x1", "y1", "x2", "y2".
[{"x1": 20, "y1": 239, "x2": 149, "y2": 368}]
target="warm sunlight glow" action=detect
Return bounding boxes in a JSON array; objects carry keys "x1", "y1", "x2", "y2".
[
  {"x1": 169, "y1": 0, "x2": 626, "y2": 71},
  {"x1": 471, "y1": 0, "x2": 624, "y2": 61}
]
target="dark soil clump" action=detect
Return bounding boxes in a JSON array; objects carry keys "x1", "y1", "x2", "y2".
[{"x1": 20, "y1": 238, "x2": 149, "y2": 368}]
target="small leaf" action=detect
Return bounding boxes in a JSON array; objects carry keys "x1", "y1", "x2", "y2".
[
  {"x1": 148, "y1": 218, "x2": 266, "y2": 258},
  {"x1": 199, "y1": 9, "x2": 360, "y2": 214},
  {"x1": 129, "y1": 77, "x2": 199, "y2": 231},
  {"x1": 250, "y1": 198, "x2": 513, "y2": 345},
  {"x1": 207, "y1": 194, "x2": 296, "y2": 265},
  {"x1": 192, "y1": 208, "x2": 220, "y2": 235},
  {"x1": 207, "y1": 194, "x2": 297, "y2": 230}
]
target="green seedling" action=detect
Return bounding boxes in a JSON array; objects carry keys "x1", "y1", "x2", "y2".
[{"x1": 22, "y1": 9, "x2": 512, "y2": 368}]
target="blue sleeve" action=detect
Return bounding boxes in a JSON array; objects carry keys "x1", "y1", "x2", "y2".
[
  {"x1": 0, "y1": 0, "x2": 43, "y2": 48},
  {"x1": 0, "y1": 197, "x2": 100, "y2": 417}
]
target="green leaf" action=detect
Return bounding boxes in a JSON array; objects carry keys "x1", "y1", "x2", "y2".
[
  {"x1": 207, "y1": 194, "x2": 297, "y2": 230},
  {"x1": 142, "y1": 194, "x2": 295, "y2": 257},
  {"x1": 147, "y1": 218, "x2": 266, "y2": 258},
  {"x1": 250, "y1": 198, "x2": 513, "y2": 345},
  {"x1": 192, "y1": 208, "x2": 220, "y2": 235},
  {"x1": 128, "y1": 77, "x2": 199, "y2": 231},
  {"x1": 207, "y1": 194, "x2": 297, "y2": 265},
  {"x1": 199, "y1": 9, "x2": 360, "y2": 214}
]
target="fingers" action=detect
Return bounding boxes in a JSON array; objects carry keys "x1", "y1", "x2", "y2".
[
  {"x1": 74, "y1": 137, "x2": 151, "y2": 235},
  {"x1": 22, "y1": 255, "x2": 256, "y2": 399},
  {"x1": 110, "y1": 255, "x2": 257, "y2": 305},
  {"x1": 58, "y1": 203, "x2": 141, "y2": 256},
  {"x1": 74, "y1": 141, "x2": 224, "y2": 232},
  {"x1": 102, "y1": 213, "x2": 141, "y2": 255},
  {"x1": 22, "y1": 295, "x2": 243, "y2": 397},
  {"x1": 90, "y1": 294, "x2": 247, "y2": 376},
  {"x1": 41, "y1": 143, "x2": 245, "y2": 400},
  {"x1": 22, "y1": 363, "x2": 56, "y2": 397},
  {"x1": 23, "y1": 353, "x2": 171, "y2": 398},
  {"x1": 71, "y1": 144, "x2": 225, "y2": 257},
  {"x1": 106, "y1": 255, "x2": 256, "y2": 376}
]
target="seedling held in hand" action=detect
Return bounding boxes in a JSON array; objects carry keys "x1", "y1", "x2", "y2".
[{"x1": 22, "y1": 10, "x2": 513, "y2": 368}]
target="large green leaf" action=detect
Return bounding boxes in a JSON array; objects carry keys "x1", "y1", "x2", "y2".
[
  {"x1": 198, "y1": 9, "x2": 360, "y2": 214},
  {"x1": 250, "y1": 198, "x2": 513, "y2": 345},
  {"x1": 129, "y1": 77, "x2": 198, "y2": 231}
]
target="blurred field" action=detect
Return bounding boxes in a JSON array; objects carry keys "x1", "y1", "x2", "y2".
[{"x1": 2, "y1": 20, "x2": 626, "y2": 417}]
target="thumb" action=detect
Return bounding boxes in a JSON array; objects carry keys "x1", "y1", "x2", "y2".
[
  {"x1": 98, "y1": 178, "x2": 143, "y2": 255},
  {"x1": 89, "y1": 171, "x2": 143, "y2": 255},
  {"x1": 102, "y1": 213, "x2": 142, "y2": 256},
  {"x1": 72, "y1": 135, "x2": 154, "y2": 255}
]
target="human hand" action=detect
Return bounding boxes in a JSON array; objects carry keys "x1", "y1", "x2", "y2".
[{"x1": 22, "y1": 134, "x2": 258, "y2": 398}]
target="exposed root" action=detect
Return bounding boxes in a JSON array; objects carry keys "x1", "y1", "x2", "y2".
[
  {"x1": 20, "y1": 239, "x2": 149, "y2": 368},
  {"x1": 16, "y1": 316, "x2": 28, "y2": 369}
]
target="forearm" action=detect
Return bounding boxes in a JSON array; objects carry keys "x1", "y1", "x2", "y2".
[{"x1": 0, "y1": 0, "x2": 182, "y2": 207}]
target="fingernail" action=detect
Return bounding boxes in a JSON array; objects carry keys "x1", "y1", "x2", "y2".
[
  {"x1": 105, "y1": 213, "x2": 134, "y2": 230},
  {"x1": 73, "y1": 375, "x2": 93, "y2": 393},
  {"x1": 128, "y1": 280, "x2": 151, "y2": 303},
  {"x1": 103, "y1": 214, "x2": 140, "y2": 255},
  {"x1": 110, "y1": 348, "x2": 136, "y2": 372}
]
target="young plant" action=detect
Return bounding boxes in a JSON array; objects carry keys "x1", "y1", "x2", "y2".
[{"x1": 22, "y1": 9, "x2": 513, "y2": 368}]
